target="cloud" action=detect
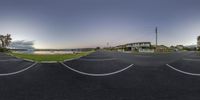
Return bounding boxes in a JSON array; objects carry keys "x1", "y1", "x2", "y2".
[{"x1": 9, "y1": 40, "x2": 35, "y2": 49}]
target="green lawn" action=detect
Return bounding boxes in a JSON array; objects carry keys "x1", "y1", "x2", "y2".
[{"x1": 10, "y1": 51, "x2": 93, "y2": 62}]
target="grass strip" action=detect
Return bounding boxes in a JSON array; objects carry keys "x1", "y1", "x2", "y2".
[{"x1": 10, "y1": 51, "x2": 93, "y2": 62}]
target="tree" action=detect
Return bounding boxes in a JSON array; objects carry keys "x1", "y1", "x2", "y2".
[
  {"x1": 95, "y1": 47, "x2": 100, "y2": 50},
  {"x1": 0, "y1": 35, "x2": 5, "y2": 48},
  {"x1": 0, "y1": 34, "x2": 12, "y2": 48},
  {"x1": 5, "y1": 34, "x2": 12, "y2": 47}
]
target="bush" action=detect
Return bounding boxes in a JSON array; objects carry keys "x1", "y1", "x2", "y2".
[
  {"x1": 0, "y1": 48, "x2": 9, "y2": 52},
  {"x1": 95, "y1": 47, "x2": 100, "y2": 50}
]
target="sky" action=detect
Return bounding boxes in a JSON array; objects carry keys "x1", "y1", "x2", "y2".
[{"x1": 0, "y1": 0, "x2": 200, "y2": 49}]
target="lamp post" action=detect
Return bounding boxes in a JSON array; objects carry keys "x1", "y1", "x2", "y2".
[
  {"x1": 155, "y1": 27, "x2": 158, "y2": 50},
  {"x1": 107, "y1": 42, "x2": 109, "y2": 48}
]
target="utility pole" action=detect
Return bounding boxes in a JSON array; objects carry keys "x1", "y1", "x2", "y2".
[
  {"x1": 107, "y1": 42, "x2": 109, "y2": 48},
  {"x1": 155, "y1": 27, "x2": 158, "y2": 50}
]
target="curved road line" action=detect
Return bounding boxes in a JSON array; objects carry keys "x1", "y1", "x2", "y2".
[
  {"x1": 79, "y1": 58, "x2": 117, "y2": 61},
  {"x1": 0, "y1": 62, "x2": 37, "y2": 76},
  {"x1": 60, "y1": 62, "x2": 134, "y2": 77},
  {"x1": 166, "y1": 64, "x2": 200, "y2": 76}
]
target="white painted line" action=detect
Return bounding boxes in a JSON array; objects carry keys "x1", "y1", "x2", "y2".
[
  {"x1": 79, "y1": 58, "x2": 117, "y2": 61},
  {"x1": 183, "y1": 58, "x2": 200, "y2": 62},
  {"x1": 0, "y1": 62, "x2": 37, "y2": 76},
  {"x1": 166, "y1": 64, "x2": 200, "y2": 76},
  {"x1": 60, "y1": 62, "x2": 134, "y2": 77}
]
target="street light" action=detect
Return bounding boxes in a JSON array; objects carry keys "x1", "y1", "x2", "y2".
[{"x1": 155, "y1": 27, "x2": 158, "y2": 50}]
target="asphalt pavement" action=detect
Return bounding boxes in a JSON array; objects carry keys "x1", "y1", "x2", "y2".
[{"x1": 0, "y1": 51, "x2": 200, "y2": 100}]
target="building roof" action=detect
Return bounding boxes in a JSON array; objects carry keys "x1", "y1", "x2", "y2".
[
  {"x1": 126, "y1": 42, "x2": 151, "y2": 45},
  {"x1": 115, "y1": 42, "x2": 151, "y2": 48},
  {"x1": 116, "y1": 45, "x2": 126, "y2": 48}
]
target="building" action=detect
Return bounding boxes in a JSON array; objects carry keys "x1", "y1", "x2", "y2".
[
  {"x1": 116, "y1": 42, "x2": 154, "y2": 53},
  {"x1": 169, "y1": 45, "x2": 185, "y2": 51},
  {"x1": 175, "y1": 45, "x2": 184, "y2": 50},
  {"x1": 126, "y1": 42, "x2": 151, "y2": 51},
  {"x1": 115, "y1": 45, "x2": 126, "y2": 52},
  {"x1": 154, "y1": 45, "x2": 170, "y2": 52},
  {"x1": 126, "y1": 42, "x2": 153, "y2": 52},
  {"x1": 198, "y1": 36, "x2": 200, "y2": 50}
]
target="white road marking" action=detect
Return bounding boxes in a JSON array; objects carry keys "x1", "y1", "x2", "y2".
[
  {"x1": 0, "y1": 62, "x2": 37, "y2": 76},
  {"x1": 183, "y1": 58, "x2": 200, "y2": 61},
  {"x1": 60, "y1": 62, "x2": 134, "y2": 77},
  {"x1": 166, "y1": 64, "x2": 200, "y2": 76},
  {"x1": 79, "y1": 58, "x2": 117, "y2": 61}
]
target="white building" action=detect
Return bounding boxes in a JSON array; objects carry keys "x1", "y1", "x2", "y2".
[
  {"x1": 116, "y1": 42, "x2": 154, "y2": 53},
  {"x1": 126, "y1": 42, "x2": 151, "y2": 50}
]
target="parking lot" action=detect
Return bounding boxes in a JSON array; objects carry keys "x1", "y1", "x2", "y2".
[{"x1": 0, "y1": 51, "x2": 200, "y2": 100}]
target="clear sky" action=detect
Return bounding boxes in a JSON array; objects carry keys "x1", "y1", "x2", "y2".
[{"x1": 0, "y1": 0, "x2": 200, "y2": 49}]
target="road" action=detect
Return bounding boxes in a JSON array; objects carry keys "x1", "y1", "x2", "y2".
[{"x1": 0, "y1": 51, "x2": 200, "y2": 100}]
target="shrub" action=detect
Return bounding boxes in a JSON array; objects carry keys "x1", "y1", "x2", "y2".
[{"x1": 0, "y1": 48, "x2": 9, "y2": 52}]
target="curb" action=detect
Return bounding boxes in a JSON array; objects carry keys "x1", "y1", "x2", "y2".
[
  {"x1": 6, "y1": 53, "x2": 35, "y2": 62},
  {"x1": 23, "y1": 59, "x2": 35, "y2": 62},
  {"x1": 40, "y1": 61, "x2": 58, "y2": 63},
  {"x1": 63, "y1": 51, "x2": 95, "y2": 62},
  {"x1": 64, "y1": 57, "x2": 81, "y2": 62}
]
